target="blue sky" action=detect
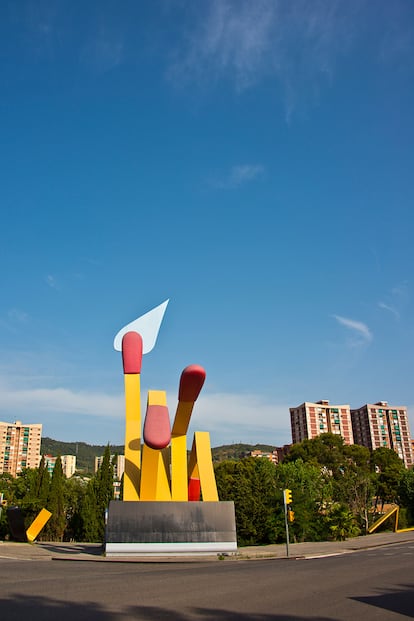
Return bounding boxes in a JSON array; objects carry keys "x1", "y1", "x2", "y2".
[{"x1": 1, "y1": 1, "x2": 414, "y2": 448}]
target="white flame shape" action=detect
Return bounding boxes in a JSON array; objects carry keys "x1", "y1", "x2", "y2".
[{"x1": 113, "y1": 299, "x2": 169, "y2": 354}]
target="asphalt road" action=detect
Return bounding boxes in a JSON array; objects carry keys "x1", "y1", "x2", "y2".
[{"x1": 1, "y1": 542, "x2": 414, "y2": 620}]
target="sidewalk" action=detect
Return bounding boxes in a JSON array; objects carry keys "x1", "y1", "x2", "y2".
[
  {"x1": 1, "y1": 530, "x2": 414, "y2": 562},
  {"x1": 237, "y1": 529, "x2": 414, "y2": 560}
]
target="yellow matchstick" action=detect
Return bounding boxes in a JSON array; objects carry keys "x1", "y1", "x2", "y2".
[
  {"x1": 171, "y1": 365, "x2": 206, "y2": 500},
  {"x1": 122, "y1": 331, "x2": 143, "y2": 501},
  {"x1": 140, "y1": 390, "x2": 172, "y2": 500}
]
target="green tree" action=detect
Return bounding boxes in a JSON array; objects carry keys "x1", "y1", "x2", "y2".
[
  {"x1": 327, "y1": 503, "x2": 360, "y2": 541},
  {"x1": 0, "y1": 472, "x2": 18, "y2": 506},
  {"x1": 76, "y1": 479, "x2": 101, "y2": 542},
  {"x1": 44, "y1": 457, "x2": 66, "y2": 541},
  {"x1": 284, "y1": 433, "x2": 347, "y2": 478},
  {"x1": 274, "y1": 459, "x2": 333, "y2": 542},
  {"x1": 64, "y1": 476, "x2": 88, "y2": 541},
  {"x1": 34, "y1": 456, "x2": 50, "y2": 509},
  {"x1": 371, "y1": 447, "x2": 405, "y2": 508},
  {"x1": 215, "y1": 457, "x2": 278, "y2": 546},
  {"x1": 334, "y1": 444, "x2": 373, "y2": 533},
  {"x1": 75, "y1": 445, "x2": 114, "y2": 543},
  {"x1": 398, "y1": 469, "x2": 414, "y2": 525},
  {"x1": 95, "y1": 445, "x2": 114, "y2": 514}
]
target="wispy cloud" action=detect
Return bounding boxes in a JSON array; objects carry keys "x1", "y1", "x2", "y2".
[
  {"x1": 45, "y1": 274, "x2": 58, "y2": 289},
  {"x1": 213, "y1": 164, "x2": 264, "y2": 189},
  {"x1": 168, "y1": 0, "x2": 361, "y2": 117},
  {"x1": 378, "y1": 281, "x2": 409, "y2": 321},
  {"x1": 378, "y1": 301, "x2": 400, "y2": 320},
  {"x1": 391, "y1": 281, "x2": 409, "y2": 299},
  {"x1": 0, "y1": 308, "x2": 30, "y2": 333},
  {"x1": 168, "y1": 1, "x2": 414, "y2": 119},
  {"x1": 333, "y1": 314, "x2": 372, "y2": 345},
  {"x1": 8, "y1": 308, "x2": 29, "y2": 323}
]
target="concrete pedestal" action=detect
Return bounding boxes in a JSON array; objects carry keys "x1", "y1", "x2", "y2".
[{"x1": 105, "y1": 500, "x2": 237, "y2": 557}]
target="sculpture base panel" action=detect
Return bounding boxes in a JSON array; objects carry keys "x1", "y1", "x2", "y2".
[{"x1": 105, "y1": 500, "x2": 237, "y2": 557}]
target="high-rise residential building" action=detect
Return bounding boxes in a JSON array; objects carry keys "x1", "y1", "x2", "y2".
[
  {"x1": 43, "y1": 454, "x2": 77, "y2": 478},
  {"x1": 351, "y1": 401, "x2": 413, "y2": 468},
  {"x1": 290, "y1": 400, "x2": 354, "y2": 445},
  {"x1": 0, "y1": 420, "x2": 42, "y2": 477}
]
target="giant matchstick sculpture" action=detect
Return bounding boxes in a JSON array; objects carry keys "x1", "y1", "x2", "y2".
[{"x1": 105, "y1": 300, "x2": 236, "y2": 556}]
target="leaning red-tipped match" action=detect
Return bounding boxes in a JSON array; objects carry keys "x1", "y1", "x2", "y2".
[{"x1": 178, "y1": 365, "x2": 206, "y2": 402}]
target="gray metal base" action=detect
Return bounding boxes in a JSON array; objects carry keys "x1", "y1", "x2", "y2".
[{"x1": 105, "y1": 500, "x2": 237, "y2": 557}]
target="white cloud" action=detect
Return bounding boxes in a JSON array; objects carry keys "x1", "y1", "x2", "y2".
[
  {"x1": 0, "y1": 375, "x2": 292, "y2": 447},
  {"x1": 378, "y1": 301, "x2": 400, "y2": 320},
  {"x1": 213, "y1": 164, "x2": 264, "y2": 189},
  {"x1": 0, "y1": 381, "x2": 123, "y2": 420},
  {"x1": 333, "y1": 314, "x2": 372, "y2": 344}
]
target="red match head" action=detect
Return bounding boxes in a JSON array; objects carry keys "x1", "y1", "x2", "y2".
[
  {"x1": 122, "y1": 331, "x2": 143, "y2": 374},
  {"x1": 143, "y1": 405, "x2": 171, "y2": 450},
  {"x1": 178, "y1": 365, "x2": 206, "y2": 402}
]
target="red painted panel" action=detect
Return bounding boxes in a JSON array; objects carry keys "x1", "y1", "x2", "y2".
[
  {"x1": 188, "y1": 477, "x2": 201, "y2": 501},
  {"x1": 122, "y1": 332, "x2": 143, "y2": 374},
  {"x1": 178, "y1": 365, "x2": 206, "y2": 402},
  {"x1": 143, "y1": 405, "x2": 171, "y2": 450}
]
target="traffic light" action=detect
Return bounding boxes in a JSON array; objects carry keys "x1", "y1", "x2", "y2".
[
  {"x1": 284, "y1": 489, "x2": 292, "y2": 505},
  {"x1": 288, "y1": 509, "x2": 295, "y2": 522}
]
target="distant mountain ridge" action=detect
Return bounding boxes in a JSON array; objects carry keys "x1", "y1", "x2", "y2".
[
  {"x1": 41, "y1": 437, "x2": 279, "y2": 473},
  {"x1": 41, "y1": 438, "x2": 124, "y2": 474}
]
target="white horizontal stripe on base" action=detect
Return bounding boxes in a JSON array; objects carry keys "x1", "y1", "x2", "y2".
[{"x1": 105, "y1": 541, "x2": 237, "y2": 556}]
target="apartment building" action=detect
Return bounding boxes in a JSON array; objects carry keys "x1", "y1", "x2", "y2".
[
  {"x1": 290, "y1": 400, "x2": 354, "y2": 445},
  {"x1": 43, "y1": 454, "x2": 77, "y2": 478},
  {"x1": 351, "y1": 401, "x2": 413, "y2": 468},
  {"x1": 250, "y1": 449, "x2": 279, "y2": 464},
  {"x1": 0, "y1": 420, "x2": 42, "y2": 477}
]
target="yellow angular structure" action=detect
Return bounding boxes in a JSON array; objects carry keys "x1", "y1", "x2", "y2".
[
  {"x1": 188, "y1": 431, "x2": 219, "y2": 501},
  {"x1": 26, "y1": 508, "x2": 52, "y2": 543}
]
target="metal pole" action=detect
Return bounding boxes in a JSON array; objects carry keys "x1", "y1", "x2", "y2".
[{"x1": 284, "y1": 496, "x2": 289, "y2": 558}]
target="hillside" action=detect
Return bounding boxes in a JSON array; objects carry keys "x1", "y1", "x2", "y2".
[
  {"x1": 41, "y1": 438, "x2": 279, "y2": 473},
  {"x1": 211, "y1": 443, "x2": 279, "y2": 462},
  {"x1": 41, "y1": 438, "x2": 124, "y2": 474}
]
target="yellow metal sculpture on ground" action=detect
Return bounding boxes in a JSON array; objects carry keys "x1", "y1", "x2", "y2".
[{"x1": 106, "y1": 301, "x2": 236, "y2": 556}]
